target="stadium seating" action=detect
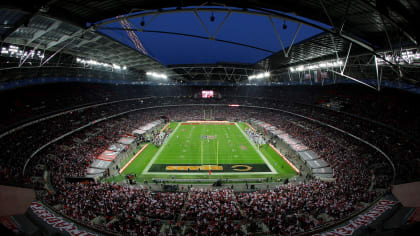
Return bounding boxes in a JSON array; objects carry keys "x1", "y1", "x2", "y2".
[{"x1": 1, "y1": 84, "x2": 418, "y2": 234}]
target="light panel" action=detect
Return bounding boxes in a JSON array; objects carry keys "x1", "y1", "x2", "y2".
[
  {"x1": 248, "y1": 71, "x2": 271, "y2": 80},
  {"x1": 76, "y1": 57, "x2": 126, "y2": 70},
  {"x1": 290, "y1": 60, "x2": 343, "y2": 72},
  {"x1": 146, "y1": 71, "x2": 168, "y2": 79}
]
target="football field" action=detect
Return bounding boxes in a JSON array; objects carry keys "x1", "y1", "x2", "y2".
[
  {"x1": 117, "y1": 121, "x2": 297, "y2": 180},
  {"x1": 144, "y1": 121, "x2": 276, "y2": 175}
]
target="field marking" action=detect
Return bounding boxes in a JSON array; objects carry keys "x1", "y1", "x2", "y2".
[
  {"x1": 234, "y1": 123, "x2": 277, "y2": 174},
  {"x1": 160, "y1": 123, "x2": 170, "y2": 132},
  {"x1": 269, "y1": 143, "x2": 300, "y2": 174},
  {"x1": 245, "y1": 122, "x2": 256, "y2": 132},
  {"x1": 142, "y1": 123, "x2": 181, "y2": 174},
  {"x1": 119, "y1": 143, "x2": 149, "y2": 174},
  {"x1": 142, "y1": 122, "x2": 277, "y2": 175}
]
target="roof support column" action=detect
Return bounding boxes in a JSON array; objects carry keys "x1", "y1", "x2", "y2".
[
  {"x1": 341, "y1": 42, "x2": 352, "y2": 74},
  {"x1": 19, "y1": 42, "x2": 42, "y2": 67},
  {"x1": 268, "y1": 16, "x2": 286, "y2": 57},
  {"x1": 286, "y1": 23, "x2": 302, "y2": 57},
  {"x1": 211, "y1": 11, "x2": 232, "y2": 40},
  {"x1": 374, "y1": 55, "x2": 382, "y2": 91},
  {"x1": 328, "y1": 69, "x2": 377, "y2": 90},
  {"x1": 193, "y1": 10, "x2": 211, "y2": 39},
  {"x1": 41, "y1": 38, "x2": 76, "y2": 66}
]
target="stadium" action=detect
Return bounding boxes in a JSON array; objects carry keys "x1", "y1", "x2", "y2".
[{"x1": 0, "y1": 1, "x2": 419, "y2": 235}]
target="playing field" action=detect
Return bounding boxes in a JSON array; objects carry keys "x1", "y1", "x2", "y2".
[
  {"x1": 144, "y1": 121, "x2": 276, "y2": 174},
  {"x1": 116, "y1": 121, "x2": 297, "y2": 181}
]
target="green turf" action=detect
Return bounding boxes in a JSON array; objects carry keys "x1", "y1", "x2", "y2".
[
  {"x1": 236, "y1": 122, "x2": 296, "y2": 178},
  {"x1": 153, "y1": 123, "x2": 265, "y2": 166},
  {"x1": 107, "y1": 122, "x2": 297, "y2": 183},
  {"x1": 122, "y1": 144, "x2": 159, "y2": 174},
  {"x1": 119, "y1": 143, "x2": 147, "y2": 168},
  {"x1": 259, "y1": 144, "x2": 297, "y2": 179},
  {"x1": 166, "y1": 122, "x2": 179, "y2": 130}
]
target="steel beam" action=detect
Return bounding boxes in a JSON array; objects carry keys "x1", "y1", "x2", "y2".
[
  {"x1": 42, "y1": 37, "x2": 76, "y2": 66},
  {"x1": 193, "y1": 10, "x2": 212, "y2": 39},
  {"x1": 75, "y1": 35, "x2": 102, "y2": 48},
  {"x1": 100, "y1": 27, "x2": 275, "y2": 53},
  {"x1": 45, "y1": 29, "x2": 83, "y2": 50},
  {"x1": 268, "y1": 16, "x2": 286, "y2": 56},
  {"x1": 341, "y1": 42, "x2": 352, "y2": 74},
  {"x1": 94, "y1": 7, "x2": 377, "y2": 52},
  {"x1": 211, "y1": 10, "x2": 232, "y2": 40},
  {"x1": 328, "y1": 69, "x2": 377, "y2": 90},
  {"x1": 26, "y1": 21, "x2": 61, "y2": 45},
  {"x1": 319, "y1": 0, "x2": 336, "y2": 29},
  {"x1": 286, "y1": 23, "x2": 302, "y2": 57}
]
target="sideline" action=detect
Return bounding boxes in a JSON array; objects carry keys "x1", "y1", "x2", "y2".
[
  {"x1": 142, "y1": 123, "x2": 181, "y2": 174},
  {"x1": 234, "y1": 123, "x2": 277, "y2": 174},
  {"x1": 119, "y1": 143, "x2": 150, "y2": 174},
  {"x1": 269, "y1": 143, "x2": 300, "y2": 174}
]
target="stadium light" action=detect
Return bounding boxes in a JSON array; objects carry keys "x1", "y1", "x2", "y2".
[
  {"x1": 146, "y1": 71, "x2": 168, "y2": 79},
  {"x1": 76, "y1": 57, "x2": 127, "y2": 70},
  {"x1": 375, "y1": 49, "x2": 420, "y2": 65},
  {"x1": 289, "y1": 60, "x2": 343, "y2": 73},
  {"x1": 248, "y1": 71, "x2": 271, "y2": 80},
  {"x1": 1, "y1": 44, "x2": 45, "y2": 60}
]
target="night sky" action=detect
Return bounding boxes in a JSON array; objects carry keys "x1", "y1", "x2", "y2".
[{"x1": 97, "y1": 9, "x2": 329, "y2": 66}]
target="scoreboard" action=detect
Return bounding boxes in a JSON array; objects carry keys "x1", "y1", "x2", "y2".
[{"x1": 201, "y1": 90, "x2": 214, "y2": 98}]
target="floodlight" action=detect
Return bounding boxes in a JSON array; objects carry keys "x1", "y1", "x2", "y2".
[{"x1": 146, "y1": 71, "x2": 167, "y2": 79}]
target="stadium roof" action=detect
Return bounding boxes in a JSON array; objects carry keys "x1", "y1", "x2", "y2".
[
  {"x1": 1, "y1": 1, "x2": 420, "y2": 88},
  {"x1": 95, "y1": 8, "x2": 326, "y2": 65}
]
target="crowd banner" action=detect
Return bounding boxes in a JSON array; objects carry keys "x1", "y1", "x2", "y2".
[
  {"x1": 29, "y1": 202, "x2": 98, "y2": 236},
  {"x1": 315, "y1": 200, "x2": 398, "y2": 236}
]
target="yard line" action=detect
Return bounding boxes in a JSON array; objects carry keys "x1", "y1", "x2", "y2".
[
  {"x1": 142, "y1": 123, "x2": 181, "y2": 174},
  {"x1": 234, "y1": 123, "x2": 277, "y2": 174}
]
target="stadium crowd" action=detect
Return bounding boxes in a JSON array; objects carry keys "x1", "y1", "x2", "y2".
[
  {"x1": 244, "y1": 128, "x2": 266, "y2": 146},
  {"x1": 43, "y1": 183, "x2": 186, "y2": 234},
  {"x1": 1, "y1": 90, "x2": 417, "y2": 234},
  {"x1": 182, "y1": 187, "x2": 243, "y2": 235},
  {"x1": 153, "y1": 129, "x2": 172, "y2": 147}
]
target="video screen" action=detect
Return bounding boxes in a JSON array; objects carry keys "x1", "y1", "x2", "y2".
[{"x1": 201, "y1": 90, "x2": 214, "y2": 98}]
